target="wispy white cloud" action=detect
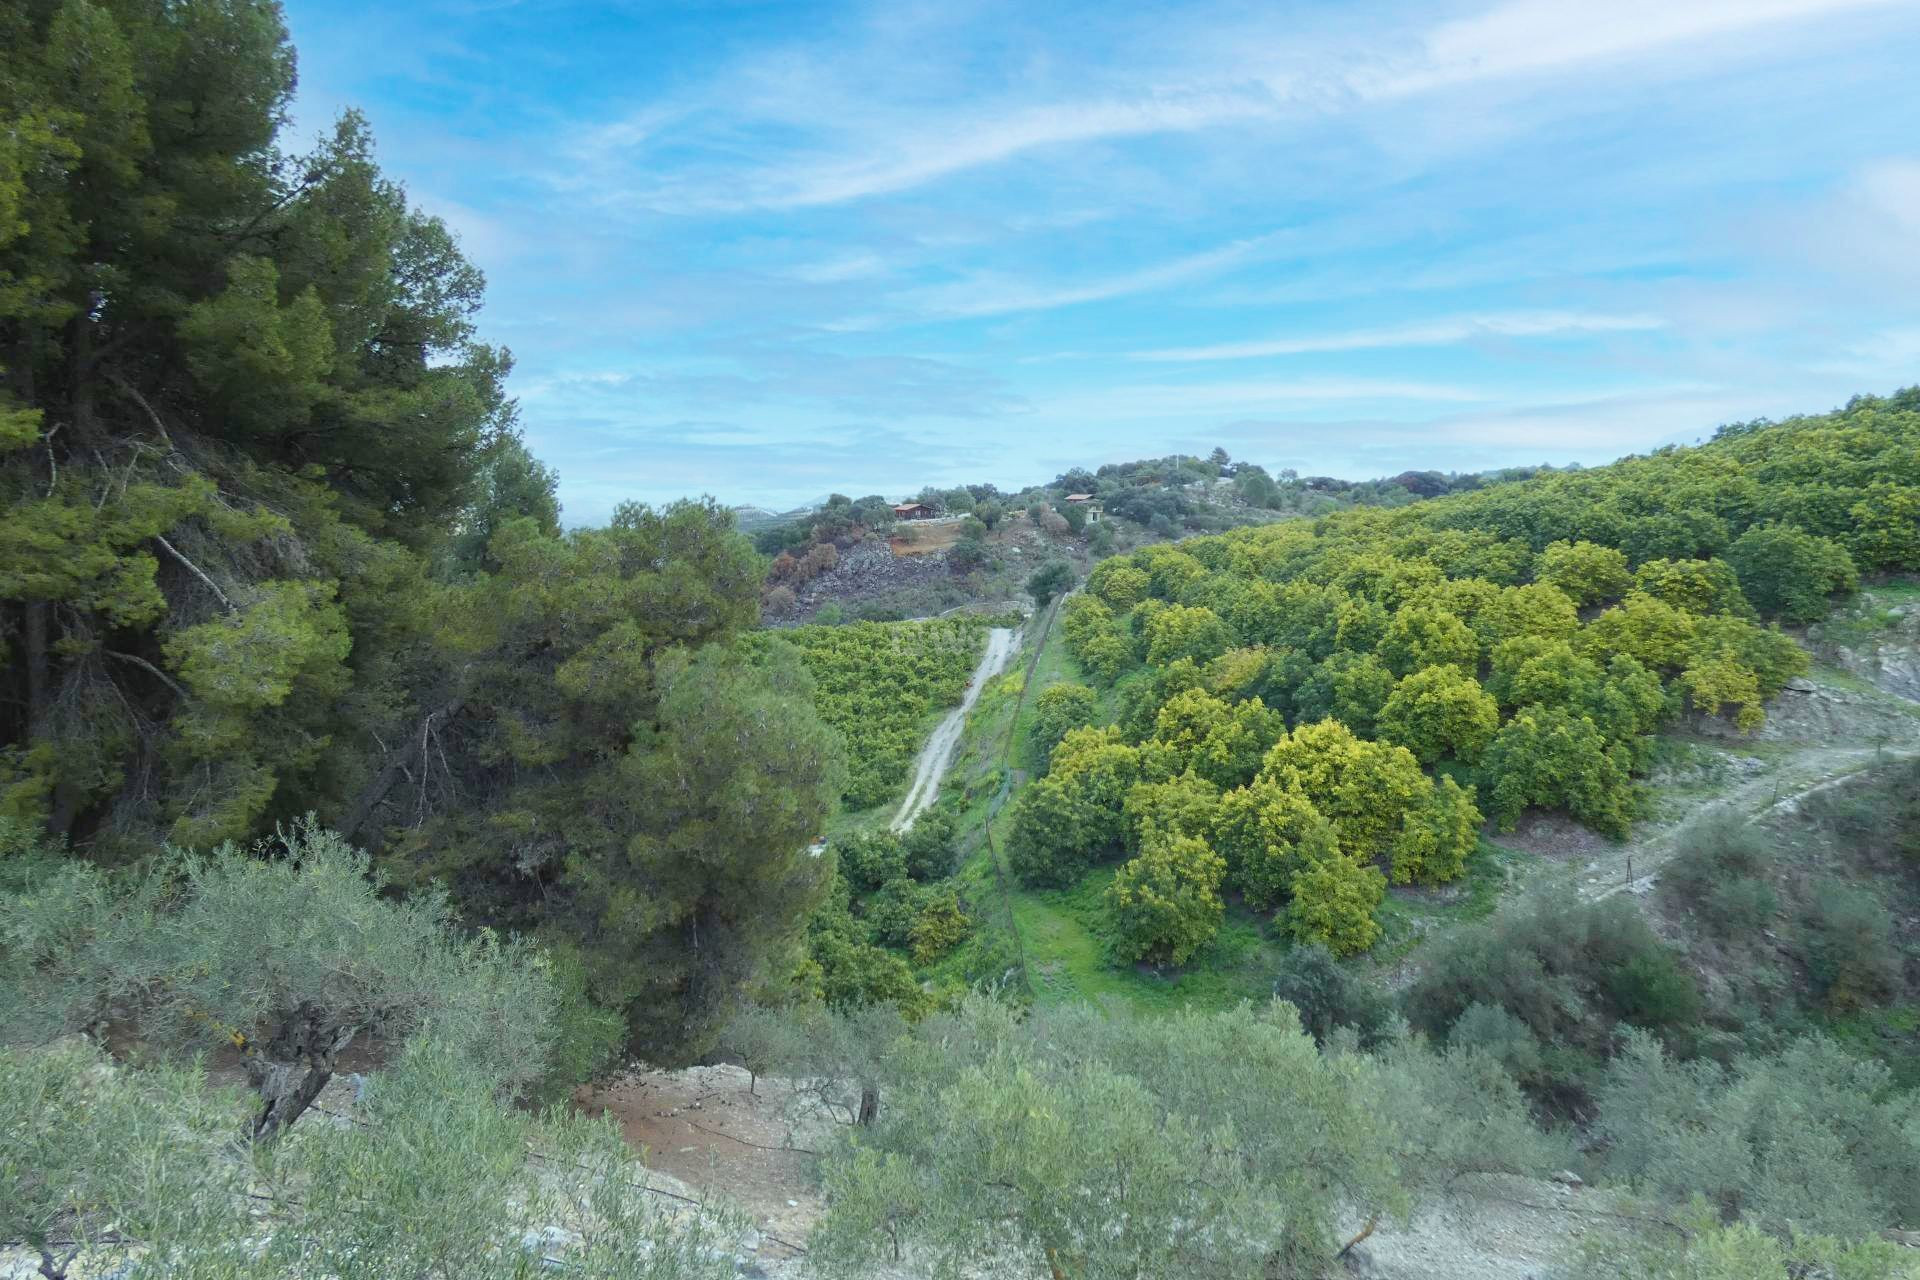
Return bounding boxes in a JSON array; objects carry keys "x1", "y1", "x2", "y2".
[
  {"x1": 1373, "y1": 0, "x2": 1906, "y2": 97},
  {"x1": 1132, "y1": 311, "x2": 1668, "y2": 361},
  {"x1": 900, "y1": 232, "x2": 1281, "y2": 320},
  {"x1": 283, "y1": 0, "x2": 1920, "y2": 518},
  {"x1": 734, "y1": 90, "x2": 1278, "y2": 211},
  {"x1": 559, "y1": 0, "x2": 1907, "y2": 214},
  {"x1": 787, "y1": 252, "x2": 890, "y2": 284}
]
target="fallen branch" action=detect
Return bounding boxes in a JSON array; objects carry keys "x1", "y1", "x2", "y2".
[
  {"x1": 105, "y1": 369, "x2": 174, "y2": 450},
  {"x1": 106, "y1": 650, "x2": 189, "y2": 701},
  {"x1": 153, "y1": 535, "x2": 236, "y2": 614},
  {"x1": 1334, "y1": 1213, "x2": 1378, "y2": 1259},
  {"x1": 685, "y1": 1118, "x2": 819, "y2": 1157},
  {"x1": 338, "y1": 698, "x2": 464, "y2": 840}
]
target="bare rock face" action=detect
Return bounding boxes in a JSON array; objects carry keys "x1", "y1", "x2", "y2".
[
  {"x1": 1835, "y1": 632, "x2": 1920, "y2": 702},
  {"x1": 1696, "y1": 679, "x2": 1917, "y2": 744},
  {"x1": 1818, "y1": 591, "x2": 1920, "y2": 701}
]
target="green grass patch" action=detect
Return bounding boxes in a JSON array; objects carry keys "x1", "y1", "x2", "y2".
[{"x1": 1008, "y1": 864, "x2": 1292, "y2": 1013}]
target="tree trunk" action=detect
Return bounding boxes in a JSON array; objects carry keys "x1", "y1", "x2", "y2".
[
  {"x1": 21, "y1": 601, "x2": 76, "y2": 838},
  {"x1": 24, "y1": 600, "x2": 50, "y2": 726},
  {"x1": 245, "y1": 1004, "x2": 357, "y2": 1142},
  {"x1": 68, "y1": 312, "x2": 95, "y2": 437},
  {"x1": 857, "y1": 1084, "x2": 879, "y2": 1126}
]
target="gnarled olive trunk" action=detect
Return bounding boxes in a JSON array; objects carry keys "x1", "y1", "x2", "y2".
[{"x1": 245, "y1": 1003, "x2": 358, "y2": 1142}]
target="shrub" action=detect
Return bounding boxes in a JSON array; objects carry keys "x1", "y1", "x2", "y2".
[
  {"x1": 1087, "y1": 560, "x2": 1150, "y2": 609},
  {"x1": 0, "y1": 1036, "x2": 744, "y2": 1280},
  {"x1": 1481, "y1": 705, "x2": 1635, "y2": 837},
  {"x1": 1801, "y1": 880, "x2": 1900, "y2": 1010},
  {"x1": 1261, "y1": 718, "x2": 1431, "y2": 860},
  {"x1": 1144, "y1": 603, "x2": 1233, "y2": 667},
  {"x1": 1379, "y1": 605, "x2": 1478, "y2": 676},
  {"x1": 1006, "y1": 775, "x2": 1105, "y2": 887},
  {"x1": 1403, "y1": 896, "x2": 1702, "y2": 1095},
  {"x1": 1539, "y1": 539, "x2": 1632, "y2": 606},
  {"x1": 0, "y1": 820, "x2": 560, "y2": 1140},
  {"x1": 909, "y1": 890, "x2": 972, "y2": 964},
  {"x1": 863, "y1": 878, "x2": 933, "y2": 948},
  {"x1": 536, "y1": 943, "x2": 628, "y2": 1103},
  {"x1": 1122, "y1": 775, "x2": 1223, "y2": 853},
  {"x1": 1271, "y1": 943, "x2": 1393, "y2": 1046},
  {"x1": 902, "y1": 811, "x2": 959, "y2": 880},
  {"x1": 838, "y1": 830, "x2": 908, "y2": 892},
  {"x1": 1376, "y1": 665, "x2": 1500, "y2": 765},
  {"x1": 1027, "y1": 560, "x2": 1075, "y2": 608},
  {"x1": 1596, "y1": 1030, "x2": 1920, "y2": 1239},
  {"x1": 1660, "y1": 818, "x2": 1779, "y2": 938},
  {"x1": 1631, "y1": 557, "x2": 1748, "y2": 617},
  {"x1": 1447, "y1": 1002, "x2": 1545, "y2": 1085},
  {"x1": 949, "y1": 535, "x2": 989, "y2": 572},
  {"x1": 1031, "y1": 683, "x2": 1098, "y2": 767},
  {"x1": 1210, "y1": 785, "x2": 1337, "y2": 910},
  {"x1": 1389, "y1": 776, "x2": 1483, "y2": 886}
]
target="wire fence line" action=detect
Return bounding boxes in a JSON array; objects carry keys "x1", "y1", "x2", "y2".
[{"x1": 964, "y1": 593, "x2": 1064, "y2": 1002}]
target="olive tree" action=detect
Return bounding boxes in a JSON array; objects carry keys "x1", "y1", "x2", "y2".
[
  {"x1": 1, "y1": 819, "x2": 558, "y2": 1140},
  {"x1": 806, "y1": 996, "x2": 1557, "y2": 1280},
  {"x1": 0, "y1": 1036, "x2": 744, "y2": 1280}
]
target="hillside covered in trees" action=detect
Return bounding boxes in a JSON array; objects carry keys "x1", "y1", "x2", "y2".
[{"x1": 1018, "y1": 394, "x2": 1914, "y2": 964}]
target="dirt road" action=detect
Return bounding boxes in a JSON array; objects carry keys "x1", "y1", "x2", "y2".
[
  {"x1": 891, "y1": 626, "x2": 1019, "y2": 832},
  {"x1": 1583, "y1": 742, "x2": 1917, "y2": 902}
]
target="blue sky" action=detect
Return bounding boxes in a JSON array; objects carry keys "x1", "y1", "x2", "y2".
[{"x1": 280, "y1": 0, "x2": 1920, "y2": 524}]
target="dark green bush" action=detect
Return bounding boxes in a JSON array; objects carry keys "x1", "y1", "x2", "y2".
[
  {"x1": 1402, "y1": 896, "x2": 1703, "y2": 1100},
  {"x1": 902, "y1": 812, "x2": 959, "y2": 880},
  {"x1": 1660, "y1": 818, "x2": 1779, "y2": 937},
  {"x1": 1802, "y1": 880, "x2": 1901, "y2": 1010},
  {"x1": 862, "y1": 879, "x2": 932, "y2": 949},
  {"x1": 1271, "y1": 943, "x2": 1393, "y2": 1046},
  {"x1": 838, "y1": 831, "x2": 908, "y2": 892}
]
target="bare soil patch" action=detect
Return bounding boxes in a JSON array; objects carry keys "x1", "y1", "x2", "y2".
[
  {"x1": 1488, "y1": 810, "x2": 1617, "y2": 862},
  {"x1": 575, "y1": 1064, "x2": 822, "y2": 1256},
  {"x1": 890, "y1": 518, "x2": 965, "y2": 555}
]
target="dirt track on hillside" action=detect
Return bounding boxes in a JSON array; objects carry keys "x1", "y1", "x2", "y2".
[{"x1": 891, "y1": 627, "x2": 1018, "y2": 831}]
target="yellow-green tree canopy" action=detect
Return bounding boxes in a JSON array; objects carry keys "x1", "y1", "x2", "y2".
[{"x1": 1106, "y1": 832, "x2": 1227, "y2": 965}]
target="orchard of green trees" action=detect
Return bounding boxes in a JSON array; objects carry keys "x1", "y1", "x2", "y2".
[
  {"x1": 744, "y1": 618, "x2": 988, "y2": 810},
  {"x1": 1026, "y1": 392, "x2": 1919, "y2": 964}
]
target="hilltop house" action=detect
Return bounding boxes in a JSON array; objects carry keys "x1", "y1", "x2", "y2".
[{"x1": 892, "y1": 502, "x2": 933, "y2": 520}]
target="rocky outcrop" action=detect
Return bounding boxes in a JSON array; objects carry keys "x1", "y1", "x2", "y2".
[
  {"x1": 1830, "y1": 604, "x2": 1920, "y2": 701},
  {"x1": 1696, "y1": 675, "x2": 1919, "y2": 744},
  {"x1": 764, "y1": 540, "x2": 962, "y2": 624}
]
